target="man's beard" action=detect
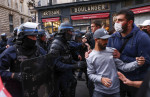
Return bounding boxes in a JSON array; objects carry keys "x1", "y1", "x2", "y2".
[
  {"x1": 98, "y1": 42, "x2": 107, "y2": 50},
  {"x1": 121, "y1": 23, "x2": 128, "y2": 34}
]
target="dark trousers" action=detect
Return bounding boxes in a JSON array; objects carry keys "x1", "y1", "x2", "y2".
[
  {"x1": 60, "y1": 77, "x2": 77, "y2": 97},
  {"x1": 120, "y1": 81, "x2": 139, "y2": 97},
  {"x1": 93, "y1": 91, "x2": 120, "y2": 97},
  {"x1": 87, "y1": 79, "x2": 94, "y2": 97}
]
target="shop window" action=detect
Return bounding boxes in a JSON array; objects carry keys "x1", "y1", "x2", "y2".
[
  {"x1": 43, "y1": 21, "x2": 60, "y2": 34},
  {"x1": 72, "y1": 19, "x2": 90, "y2": 31},
  {"x1": 91, "y1": 18, "x2": 109, "y2": 31},
  {"x1": 9, "y1": 14, "x2": 13, "y2": 33}
]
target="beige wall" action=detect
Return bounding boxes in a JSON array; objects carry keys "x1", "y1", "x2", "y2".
[{"x1": 0, "y1": 0, "x2": 32, "y2": 36}]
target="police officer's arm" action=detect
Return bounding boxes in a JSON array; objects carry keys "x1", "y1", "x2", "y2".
[
  {"x1": 0, "y1": 43, "x2": 6, "y2": 53},
  {"x1": 0, "y1": 47, "x2": 16, "y2": 79},
  {"x1": 49, "y1": 43, "x2": 77, "y2": 71}
]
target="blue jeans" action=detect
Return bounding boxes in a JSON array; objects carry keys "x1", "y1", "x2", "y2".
[{"x1": 93, "y1": 91, "x2": 120, "y2": 97}]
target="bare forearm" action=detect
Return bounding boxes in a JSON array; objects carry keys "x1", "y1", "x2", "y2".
[{"x1": 130, "y1": 81, "x2": 143, "y2": 88}]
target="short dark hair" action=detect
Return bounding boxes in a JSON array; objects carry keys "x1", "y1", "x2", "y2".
[
  {"x1": 116, "y1": 9, "x2": 134, "y2": 22},
  {"x1": 92, "y1": 20, "x2": 102, "y2": 28}
]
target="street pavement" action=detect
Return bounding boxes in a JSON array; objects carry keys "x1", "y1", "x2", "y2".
[
  {"x1": 75, "y1": 80, "x2": 90, "y2": 97},
  {"x1": 75, "y1": 72, "x2": 90, "y2": 97}
]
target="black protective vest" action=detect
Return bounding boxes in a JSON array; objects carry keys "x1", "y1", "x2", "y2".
[
  {"x1": 49, "y1": 38, "x2": 73, "y2": 64},
  {"x1": 10, "y1": 46, "x2": 41, "y2": 72}
]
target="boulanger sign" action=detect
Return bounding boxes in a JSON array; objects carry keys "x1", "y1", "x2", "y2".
[
  {"x1": 42, "y1": 9, "x2": 60, "y2": 17},
  {"x1": 71, "y1": 3, "x2": 110, "y2": 13}
]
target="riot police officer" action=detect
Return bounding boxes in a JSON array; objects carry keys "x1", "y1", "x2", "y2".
[
  {"x1": 0, "y1": 33, "x2": 8, "y2": 53},
  {"x1": 49, "y1": 22, "x2": 85, "y2": 97},
  {"x1": 0, "y1": 22, "x2": 46, "y2": 97},
  {"x1": 36, "y1": 29, "x2": 48, "y2": 52}
]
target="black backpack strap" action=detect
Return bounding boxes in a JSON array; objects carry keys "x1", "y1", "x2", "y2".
[{"x1": 119, "y1": 36, "x2": 132, "y2": 53}]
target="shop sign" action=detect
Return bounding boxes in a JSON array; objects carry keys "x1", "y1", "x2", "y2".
[
  {"x1": 71, "y1": 3, "x2": 110, "y2": 13},
  {"x1": 42, "y1": 17, "x2": 60, "y2": 22},
  {"x1": 71, "y1": 13, "x2": 109, "y2": 20},
  {"x1": 42, "y1": 9, "x2": 60, "y2": 17}
]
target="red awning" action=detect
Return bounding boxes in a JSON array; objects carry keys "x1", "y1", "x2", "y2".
[
  {"x1": 131, "y1": 6, "x2": 150, "y2": 14},
  {"x1": 42, "y1": 17, "x2": 60, "y2": 22},
  {"x1": 71, "y1": 13, "x2": 109, "y2": 20}
]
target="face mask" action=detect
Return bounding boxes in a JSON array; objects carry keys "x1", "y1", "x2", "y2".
[
  {"x1": 142, "y1": 29, "x2": 148, "y2": 33},
  {"x1": 22, "y1": 37, "x2": 36, "y2": 49},
  {"x1": 65, "y1": 32, "x2": 72, "y2": 41},
  {"x1": 114, "y1": 23, "x2": 123, "y2": 33}
]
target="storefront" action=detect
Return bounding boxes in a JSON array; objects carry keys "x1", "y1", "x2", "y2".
[
  {"x1": 40, "y1": 9, "x2": 61, "y2": 33},
  {"x1": 36, "y1": 1, "x2": 118, "y2": 33},
  {"x1": 70, "y1": 3, "x2": 110, "y2": 32},
  {"x1": 71, "y1": 12, "x2": 110, "y2": 31}
]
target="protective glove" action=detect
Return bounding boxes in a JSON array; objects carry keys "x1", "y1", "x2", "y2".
[
  {"x1": 74, "y1": 61, "x2": 87, "y2": 69},
  {"x1": 13, "y1": 72, "x2": 33, "y2": 82}
]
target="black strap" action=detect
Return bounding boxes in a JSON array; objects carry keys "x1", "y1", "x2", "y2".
[{"x1": 119, "y1": 36, "x2": 132, "y2": 53}]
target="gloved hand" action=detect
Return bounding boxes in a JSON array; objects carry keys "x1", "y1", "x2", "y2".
[
  {"x1": 13, "y1": 72, "x2": 33, "y2": 82},
  {"x1": 74, "y1": 61, "x2": 87, "y2": 69}
]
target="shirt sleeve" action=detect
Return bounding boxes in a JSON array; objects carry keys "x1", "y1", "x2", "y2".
[
  {"x1": 0, "y1": 47, "x2": 16, "y2": 79},
  {"x1": 86, "y1": 58, "x2": 102, "y2": 83},
  {"x1": 114, "y1": 58, "x2": 139, "y2": 72}
]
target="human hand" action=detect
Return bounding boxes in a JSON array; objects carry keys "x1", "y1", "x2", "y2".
[
  {"x1": 117, "y1": 72, "x2": 133, "y2": 86},
  {"x1": 85, "y1": 50, "x2": 92, "y2": 58},
  {"x1": 78, "y1": 55, "x2": 82, "y2": 61},
  {"x1": 101, "y1": 77, "x2": 112, "y2": 87},
  {"x1": 82, "y1": 38, "x2": 87, "y2": 43},
  {"x1": 85, "y1": 43, "x2": 91, "y2": 51},
  {"x1": 6, "y1": 45, "x2": 10, "y2": 48},
  {"x1": 113, "y1": 49, "x2": 120, "y2": 58},
  {"x1": 136, "y1": 56, "x2": 145, "y2": 66}
]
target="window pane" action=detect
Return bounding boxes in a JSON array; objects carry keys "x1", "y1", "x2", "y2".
[
  {"x1": 21, "y1": 18, "x2": 24, "y2": 24},
  {"x1": 9, "y1": 14, "x2": 13, "y2": 23},
  {"x1": 10, "y1": 25, "x2": 14, "y2": 33}
]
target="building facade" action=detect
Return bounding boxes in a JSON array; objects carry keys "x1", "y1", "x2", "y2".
[
  {"x1": 0, "y1": 0, "x2": 32, "y2": 36},
  {"x1": 35, "y1": 0, "x2": 150, "y2": 34}
]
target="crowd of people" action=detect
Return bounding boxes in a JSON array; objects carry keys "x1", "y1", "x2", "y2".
[{"x1": 0, "y1": 9, "x2": 150, "y2": 97}]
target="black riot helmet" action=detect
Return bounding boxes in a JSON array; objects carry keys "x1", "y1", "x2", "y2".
[
  {"x1": 58, "y1": 22, "x2": 74, "y2": 41},
  {"x1": 16, "y1": 22, "x2": 39, "y2": 44},
  {"x1": 1, "y1": 33, "x2": 7, "y2": 41},
  {"x1": 38, "y1": 29, "x2": 45, "y2": 37},
  {"x1": 13, "y1": 27, "x2": 18, "y2": 36}
]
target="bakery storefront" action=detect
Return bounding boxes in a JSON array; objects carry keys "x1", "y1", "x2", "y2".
[{"x1": 70, "y1": 3, "x2": 110, "y2": 32}]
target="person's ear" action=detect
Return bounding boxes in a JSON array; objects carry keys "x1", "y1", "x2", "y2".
[{"x1": 128, "y1": 20, "x2": 133, "y2": 27}]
